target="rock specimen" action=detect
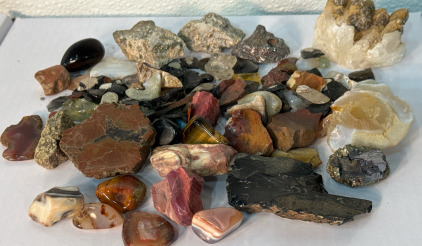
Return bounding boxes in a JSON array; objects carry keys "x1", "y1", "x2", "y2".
[
  {"x1": 113, "y1": 20, "x2": 184, "y2": 67},
  {"x1": 61, "y1": 98, "x2": 98, "y2": 122},
  {"x1": 72, "y1": 203, "x2": 123, "y2": 229},
  {"x1": 224, "y1": 109, "x2": 273, "y2": 156},
  {"x1": 137, "y1": 62, "x2": 183, "y2": 88},
  {"x1": 100, "y1": 92, "x2": 119, "y2": 104},
  {"x1": 192, "y1": 207, "x2": 243, "y2": 244},
  {"x1": 34, "y1": 111, "x2": 75, "y2": 169},
  {"x1": 327, "y1": 145, "x2": 389, "y2": 187},
  {"x1": 183, "y1": 116, "x2": 229, "y2": 145},
  {"x1": 151, "y1": 167, "x2": 204, "y2": 226},
  {"x1": 226, "y1": 154, "x2": 373, "y2": 225},
  {"x1": 296, "y1": 85, "x2": 330, "y2": 104},
  {"x1": 232, "y1": 25, "x2": 290, "y2": 63},
  {"x1": 96, "y1": 175, "x2": 147, "y2": 213},
  {"x1": 125, "y1": 73, "x2": 162, "y2": 101},
  {"x1": 286, "y1": 71, "x2": 326, "y2": 91},
  {"x1": 271, "y1": 147, "x2": 322, "y2": 169},
  {"x1": 60, "y1": 103, "x2": 156, "y2": 178},
  {"x1": 34, "y1": 65, "x2": 71, "y2": 95},
  {"x1": 277, "y1": 57, "x2": 298, "y2": 74},
  {"x1": 226, "y1": 95, "x2": 267, "y2": 122},
  {"x1": 327, "y1": 80, "x2": 413, "y2": 150},
  {"x1": 150, "y1": 144, "x2": 237, "y2": 177},
  {"x1": 60, "y1": 38, "x2": 105, "y2": 72},
  {"x1": 232, "y1": 72, "x2": 261, "y2": 85},
  {"x1": 282, "y1": 90, "x2": 310, "y2": 112},
  {"x1": 122, "y1": 212, "x2": 176, "y2": 246},
  {"x1": 191, "y1": 91, "x2": 220, "y2": 126},
  {"x1": 178, "y1": 12, "x2": 245, "y2": 53},
  {"x1": 90, "y1": 57, "x2": 137, "y2": 79},
  {"x1": 28, "y1": 186, "x2": 84, "y2": 227},
  {"x1": 324, "y1": 71, "x2": 356, "y2": 90},
  {"x1": 219, "y1": 79, "x2": 247, "y2": 106},
  {"x1": 204, "y1": 53, "x2": 237, "y2": 81},
  {"x1": 153, "y1": 118, "x2": 182, "y2": 146},
  {"x1": 323, "y1": 81, "x2": 348, "y2": 101},
  {"x1": 261, "y1": 67, "x2": 290, "y2": 88},
  {"x1": 313, "y1": 0, "x2": 409, "y2": 69},
  {"x1": 77, "y1": 77, "x2": 98, "y2": 91},
  {"x1": 1, "y1": 115, "x2": 43, "y2": 161},
  {"x1": 349, "y1": 68, "x2": 375, "y2": 82},
  {"x1": 233, "y1": 58, "x2": 259, "y2": 73},
  {"x1": 237, "y1": 91, "x2": 282, "y2": 118},
  {"x1": 267, "y1": 109, "x2": 321, "y2": 151}
]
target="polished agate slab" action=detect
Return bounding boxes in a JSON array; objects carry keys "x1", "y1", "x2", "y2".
[{"x1": 72, "y1": 203, "x2": 123, "y2": 229}]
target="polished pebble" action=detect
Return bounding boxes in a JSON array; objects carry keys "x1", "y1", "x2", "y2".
[
  {"x1": 72, "y1": 203, "x2": 123, "y2": 229},
  {"x1": 61, "y1": 38, "x2": 105, "y2": 72}
]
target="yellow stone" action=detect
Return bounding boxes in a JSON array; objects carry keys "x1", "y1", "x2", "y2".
[
  {"x1": 232, "y1": 72, "x2": 261, "y2": 85},
  {"x1": 271, "y1": 148, "x2": 322, "y2": 169}
]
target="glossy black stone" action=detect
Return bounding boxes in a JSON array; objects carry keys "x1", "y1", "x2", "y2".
[
  {"x1": 300, "y1": 48, "x2": 324, "y2": 59},
  {"x1": 60, "y1": 38, "x2": 105, "y2": 72},
  {"x1": 348, "y1": 68, "x2": 375, "y2": 82},
  {"x1": 152, "y1": 118, "x2": 182, "y2": 146},
  {"x1": 306, "y1": 68, "x2": 322, "y2": 77}
]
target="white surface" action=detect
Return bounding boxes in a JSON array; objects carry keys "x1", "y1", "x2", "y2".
[
  {"x1": 0, "y1": 14, "x2": 13, "y2": 44},
  {"x1": 0, "y1": 0, "x2": 421, "y2": 17},
  {"x1": 0, "y1": 14, "x2": 421, "y2": 246}
]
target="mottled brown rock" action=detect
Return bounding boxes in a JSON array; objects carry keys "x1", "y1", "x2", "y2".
[
  {"x1": 261, "y1": 67, "x2": 290, "y2": 88},
  {"x1": 34, "y1": 65, "x2": 71, "y2": 95},
  {"x1": 217, "y1": 79, "x2": 235, "y2": 96},
  {"x1": 60, "y1": 103, "x2": 156, "y2": 178},
  {"x1": 267, "y1": 109, "x2": 321, "y2": 151},
  {"x1": 219, "y1": 79, "x2": 247, "y2": 106},
  {"x1": 286, "y1": 71, "x2": 326, "y2": 91},
  {"x1": 277, "y1": 57, "x2": 298, "y2": 74},
  {"x1": 136, "y1": 62, "x2": 182, "y2": 88}
]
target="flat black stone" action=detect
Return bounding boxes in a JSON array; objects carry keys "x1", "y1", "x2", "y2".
[
  {"x1": 348, "y1": 68, "x2": 375, "y2": 82},
  {"x1": 233, "y1": 58, "x2": 259, "y2": 73},
  {"x1": 108, "y1": 84, "x2": 128, "y2": 98},
  {"x1": 160, "y1": 62, "x2": 186, "y2": 79},
  {"x1": 300, "y1": 48, "x2": 324, "y2": 59},
  {"x1": 323, "y1": 82, "x2": 348, "y2": 101},
  {"x1": 60, "y1": 38, "x2": 105, "y2": 72},
  {"x1": 180, "y1": 57, "x2": 200, "y2": 69},
  {"x1": 182, "y1": 71, "x2": 214, "y2": 92},
  {"x1": 306, "y1": 102, "x2": 332, "y2": 117}
]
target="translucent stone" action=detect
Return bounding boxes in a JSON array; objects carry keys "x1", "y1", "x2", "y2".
[
  {"x1": 72, "y1": 203, "x2": 123, "y2": 229},
  {"x1": 183, "y1": 116, "x2": 229, "y2": 145},
  {"x1": 90, "y1": 57, "x2": 137, "y2": 79},
  {"x1": 318, "y1": 56, "x2": 330, "y2": 69},
  {"x1": 232, "y1": 72, "x2": 261, "y2": 85},
  {"x1": 61, "y1": 98, "x2": 98, "y2": 122},
  {"x1": 125, "y1": 73, "x2": 161, "y2": 101}
]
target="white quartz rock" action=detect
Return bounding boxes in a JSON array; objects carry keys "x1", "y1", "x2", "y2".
[{"x1": 90, "y1": 57, "x2": 137, "y2": 79}]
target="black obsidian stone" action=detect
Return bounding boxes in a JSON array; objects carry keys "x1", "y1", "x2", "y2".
[
  {"x1": 152, "y1": 118, "x2": 182, "y2": 146},
  {"x1": 61, "y1": 38, "x2": 105, "y2": 72},
  {"x1": 348, "y1": 68, "x2": 375, "y2": 82}
]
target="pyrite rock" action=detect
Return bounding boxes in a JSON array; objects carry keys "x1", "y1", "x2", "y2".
[
  {"x1": 232, "y1": 25, "x2": 290, "y2": 63},
  {"x1": 150, "y1": 144, "x2": 237, "y2": 177},
  {"x1": 113, "y1": 20, "x2": 185, "y2": 68},
  {"x1": 34, "y1": 65, "x2": 71, "y2": 95},
  {"x1": 226, "y1": 154, "x2": 372, "y2": 225},
  {"x1": 60, "y1": 103, "x2": 156, "y2": 179},
  {"x1": 178, "y1": 12, "x2": 245, "y2": 53},
  {"x1": 34, "y1": 111, "x2": 75, "y2": 169}
]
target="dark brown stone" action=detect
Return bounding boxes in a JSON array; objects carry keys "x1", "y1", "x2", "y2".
[
  {"x1": 277, "y1": 57, "x2": 298, "y2": 74},
  {"x1": 261, "y1": 67, "x2": 290, "y2": 88},
  {"x1": 219, "y1": 79, "x2": 247, "y2": 106}
]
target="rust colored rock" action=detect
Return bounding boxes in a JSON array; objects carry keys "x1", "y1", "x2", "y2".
[
  {"x1": 219, "y1": 79, "x2": 247, "y2": 106},
  {"x1": 34, "y1": 65, "x2": 71, "y2": 95},
  {"x1": 224, "y1": 109, "x2": 273, "y2": 156},
  {"x1": 151, "y1": 167, "x2": 204, "y2": 226},
  {"x1": 217, "y1": 79, "x2": 235, "y2": 96},
  {"x1": 286, "y1": 71, "x2": 326, "y2": 91},
  {"x1": 60, "y1": 103, "x2": 156, "y2": 178},
  {"x1": 150, "y1": 144, "x2": 237, "y2": 177},
  {"x1": 261, "y1": 67, "x2": 290, "y2": 88},
  {"x1": 191, "y1": 91, "x2": 220, "y2": 126},
  {"x1": 1, "y1": 115, "x2": 43, "y2": 161},
  {"x1": 267, "y1": 109, "x2": 321, "y2": 151}
]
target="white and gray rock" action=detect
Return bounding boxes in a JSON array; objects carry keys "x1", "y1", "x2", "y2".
[
  {"x1": 296, "y1": 85, "x2": 330, "y2": 104},
  {"x1": 77, "y1": 77, "x2": 98, "y2": 91},
  {"x1": 90, "y1": 57, "x2": 137, "y2": 79},
  {"x1": 125, "y1": 73, "x2": 161, "y2": 101},
  {"x1": 237, "y1": 91, "x2": 282, "y2": 118},
  {"x1": 100, "y1": 92, "x2": 119, "y2": 104},
  {"x1": 204, "y1": 53, "x2": 237, "y2": 81}
]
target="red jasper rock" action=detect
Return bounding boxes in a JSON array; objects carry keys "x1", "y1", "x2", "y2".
[
  {"x1": 60, "y1": 103, "x2": 156, "y2": 179},
  {"x1": 34, "y1": 65, "x2": 71, "y2": 95},
  {"x1": 151, "y1": 167, "x2": 204, "y2": 226},
  {"x1": 224, "y1": 109, "x2": 273, "y2": 156},
  {"x1": 190, "y1": 91, "x2": 220, "y2": 126},
  {"x1": 219, "y1": 79, "x2": 247, "y2": 106},
  {"x1": 1, "y1": 115, "x2": 43, "y2": 161},
  {"x1": 267, "y1": 109, "x2": 322, "y2": 151},
  {"x1": 261, "y1": 67, "x2": 290, "y2": 88}
]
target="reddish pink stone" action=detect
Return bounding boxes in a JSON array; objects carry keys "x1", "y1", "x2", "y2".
[
  {"x1": 219, "y1": 79, "x2": 247, "y2": 106},
  {"x1": 191, "y1": 91, "x2": 221, "y2": 126},
  {"x1": 151, "y1": 167, "x2": 204, "y2": 226}
]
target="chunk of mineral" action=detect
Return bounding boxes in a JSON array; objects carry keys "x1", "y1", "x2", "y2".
[
  {"x1": 327, "y1": 145, "x2": 389, "y2": 187},
  {"x1": 271, "y1": 148, "x2": 322, "y2": 169},
  {"x1": 348, "y1": 68, "x2": 375, "y2": 82},
  {"x1": 224, "y1": 109, "x2": 273, "y2": 156},
  {"x1": 125, "y1": 73, "x2": 162, "y2": 101},
  {"x1": 60, "y1": 103, "x2": 156, "y2": 178},
  {"x1": 153, "y1": 118, "x2": 182, "y2": 146},
  {"x1": 113, "y1": 20, "x2": 185, "y2": 67},
  {"x1": 151, "y1": 167, "x2": 204, "y2": 226},
  {"x1": 61, "y1": 98, "x2": 98, "y2": 122},
  {"x1": 100, "y1": 92, "x2": 119, "y2": 104},
  {"x1": 191, "y1": 91, "x2": 220, "y2": 126},
  {"x1": 286, "y1": 71, "x2": 326, "y2": 91},
  {"x1": 1, "y1": 115, "x2": 43, "y2": 161},
  {"x1": 72, "y1": 203, "x2": 123, "y2": 229},
  {"x1": 137, "y1": 62, "x2": 183, "y2": 88},
  {"x1": 122, "y1": 212, "x2": 176, "y2": 246},
  {"x1": 323, "y1": 71, "x2": 356, "y2": 90},
  {"x1": 232, "y1": 72, "x2": 261, "y2": 85},
  {"x1": 233, "y1": 58, "x2": 259, "y2": 73},
  {"x1": 183, "y1": 116, "x2": 229, "y2": 145},
  {"x1": 178, "y1": 12, "x2": 245, "y2": 53},
  {"x1": 296, "y1": 85, "x2": 330, "y2": 104},
  {"x1": 226, "y1": 95, "x2": 267, "y2": 123},
  {"x1": 60, "y1": 38, "x2": 105, "y2": 72},
  {"x1": 237, "y1": 91, "x2": 282, "y2": 118},
  {"x1": 219, "y1": 79, "x2": 247, "y2": 107},
  {"x1": 232, "y1": 25, "x2": 290, "y2": 63},
  {"x1": 192, "y1": 207, "x2": 243, "y2": 244},
  {"x1": 34, "y1": 65, "x2": 71, "y2": 95},
  {"x1": 150, "y1": 144, "x2": 237, "y2": 177},
  {"x1": 277, "y1": 57, "x2": 298, "y2": 74},
  {"x1": 96, "y1": 175, "x2": 146, "y2": 213},
  {"x1": 34, "y1": 111, "x2": 75, "y2": 169},
  {"x1": 204, "y1": 53, "x2": 237, "y2": 81},
  {"x1": 313, "y1": 0, "x2": 409, "y2": 69},
  {"x1": 90, "y1": 57, "x2": 137, "y2": 79},
  {"x1": 323, "y1": 81, "x2": 348, "y2": 101},
  {"x1": 261, "y1": 67, "x2": 290, "y2": 88},
  {"x1": 28, "y1": 186, "x2": 84, "y2": 227},
  {"x1": 226, "y1": 154, "x2": 372, "y2": 225}
]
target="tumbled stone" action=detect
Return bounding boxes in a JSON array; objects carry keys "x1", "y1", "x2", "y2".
[
  {"x1": 28, "y1": 187, "x2": 84, "y2": 227},
  {"x1": 151, "y1": 167, "x2": 204, "y2": 226},
  {"x1": 224, "y1": 109, "x2": 273, "y2": 156},
  {"x1": 125, "y1": 73, "x2": 162, "y2": 101},
  {"x1": 150, "y1": 144, "x2": 237, "y2": 177},
  {"x1": 282, "y1": 90, "x2": 309, "y2": 112},
  {"x1": 323, "y1": 81, "x2": 348, "y2": 101},
  {"x1": 219, "y1": 79, "x2": 247, "y2": 106},
  {"x1": 122, "y1": 212, "x2": 176, "y2": 246},
  {"x1": 296, "y1": 85, "x2": 330, "y2": 104},
  {"x1": 348, "y1": 68, "x2": 375, "y2": 82},
  {"x1": 61, "y1": 98, "x2": 98, "y2": 122},
  {"x1": 192, "y1": 207, "x2": 242, "y2": 244},
  {"x1": 286, "y1": 71, "x2": 326, "y2": 91},
  {"x1": 61, "y1": 38, "x2": 105, "y2": 72},
  {"x1": 226, "y1": 95, "x2": 267, "y2": 123},
  {"x1": 226, "y1": 154, "x2": 372, "y2": 225},
  {"x1": 306, "y1": 102, "x2": 332, "y2": 118},
  {"x1": 1, "y1": 115, "x2": 43, "y2": 161},
  {"x1": 323, "y1": 71, "x2": 356, "y2": 90},
  {"x1": 34, "y1": 111, "x2": 74, "y2": 169},
  {"x1": 271, "y1": 148, "x2": 322, "y2": 169},
  {"x1": 296, "y1": 57, "x2": 329, "y2": 71},
  {"x1": 161, "y1": 61, "x2": 185, "y2": 78},
  {"x1": 232, "y1": 25, "x2": 290, "y2": 63},
  {"x1": 34, "y1": 65, "x2": 71, "y2": 95},
  {"x1": 183, "y1": 116, "x2": 229, "y2": 145},
  {"x1": 261, "y1": 67, "x2": 289, "y2": 88},
  {"x1": 327, "y1": 145, "x2": 389, "y2": 187},
  {"x1": 100, "y1": 92, "x2": 119, "y2": 104},
  {"x1": 114, "y1": 20, "x2": 184, "y2": 67},
  {"x1": 306, "y1": 67, "x2": 322, "y2": 77},
  {"x1": 47, "y1": 96, "x2": 68, "y2": 112},
  {"x1": 96, "y1": 175, "x2": 146, "y2": 213},
  {"x1": 99, "y1": 83, "x2": 113, "y2": 90},
  {"x1": 137, "y1": 62, "x2": 182, "y2": 88},
  {"x1": 233, "y1": 58, "x2": 259, "y2": 73},
  {"x1": 267, "y1": 109, "x2": 321, "y2": 151},
  {"x1": 178, "y1": 12, "x2": 245, "y2": 53},
  {"x1": 277, "y1": 57, "x2": 298, "y2": 74},
  {"x1": 73, "y1": 203, "x2": 123, "y2": 229},
  {"x1": 60, "y1": 103, "x2": 156, "y2": 178},
  {"x1": 77, "y1": 77, "x2": 98, "y2": 91},
  {"x1": 205, "y1": 53, "x2": 237, "y2": 81},
  {"x1": 190, "y1": 91, "x2": 220, "y2": 126},
  {"x1": 237, "y1": 91, "x2": 282, "y2": 118},
  {"x1": 153, "y1": 118, "x2": 182, "y2": 146},
  {"x1": 90, "y1": 57, "x2": 137, "y2": 79},
  {"x1": 108, "y1": 84, "x2": 128, "y2": 97},
  {"x1": 68, "y1": 75, "x2": 88, "y2": 91}
]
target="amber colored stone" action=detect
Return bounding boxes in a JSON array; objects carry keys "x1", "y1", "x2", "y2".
[
  {"x1": 286, "y1": 71, "x2": 326, "y2": 91},
  {"x1": 232, "y1": 72, "x2": 261, "y2": 85},
  {"x1": 72, "y1": 203, "x2": 123, "y2": 229},
  {"x1": 34, "y1": 65, "x2": 71, "y2": 95},
  {"x1": 122, "y1": 212, "x2": 176, "y2": 246},
  {"x1": 219, "y1": 79, "x2": 247, "y2": 106},
  {"x1": 96, "y1": 175, "x2": 146, "y2": 213},
  {"x1": 1, "y1": 115, "x2": 43, "y2": 161},
  {"x1": 183, "y1": 116, "x2": 229, "y2": 145}
]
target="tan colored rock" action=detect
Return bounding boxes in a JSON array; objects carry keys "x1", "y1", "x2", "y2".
[
  {"x1": 296, "y1": 85, "x2": 330, "y2": 104},
  {"x1": 136, "y1": 62, "x2": 182, "y2": 88},
  {"x1": 34, "y1": 65, "x2": 71, "y2": 95},
  {"x1": 227, "y1": 95, "x2": 266, "y2": 118},
  {"x1": 286, "y1": 71, "x2": 326, "y2": 91},
  {"x1": 69, "y1": 75, "x2": 89, "y2": 91},
  {"x1": 271, "y1": 148, "x2": 322, "y2": 169}
]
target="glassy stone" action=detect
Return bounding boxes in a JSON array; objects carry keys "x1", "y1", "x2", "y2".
[
  {"x1": 183, "y1": 116, "x2": 229, "y2": 145},
  {"x1": 153, "y1": 118, "x2": 182, "y2": 146},
  {"x1": 90, "y1": 57, "x2": 137, "y2": 80},
  {"x1": 72, "y1": 203, "x2": 123, "y2": 229},
  {"x1": 232, "y1": 72, "x2": 261, "y2": 85},
  {"x1": 61, "y1": 38, "x2": 105, "y2": 72},
  {"x1": 204, "y1": 53, "x2": 237, "y2": 81},
  {"x1": 61, "y1": 98, "x2": 98, "y2": 122}
]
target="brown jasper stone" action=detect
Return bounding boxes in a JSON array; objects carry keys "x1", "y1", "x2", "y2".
[
  {"x1": 122, "y1": 212, "x2": 176, "y2": 246},
  {"x1": 286, "y1": 71, "x2": 326, "y2": 91},
  {"x1": 277, "y1": 57, "x2": 298, "y2": 74},
  {"x1": 261, "y1": 67, "x2": 290, "y2": 88},
  {"x1": 217, "y1": 79, "x2": 236, "y2": 96},
  {"x1": 34, "y1": 65, "x2": 71, "y2": 95},
  {"x1": 219, "y1": 79, "x2": 247, "y2": 106},
  {"x1": 1, "y1": 115, "x2": 43, "y2": 161},
  {"x1": 60, "y1": 103, "x2": 156, "y2": 179},
  {"x1": 390, "y1": 8, "x2": 409, "y2": 24},
  {"x1": 224, "y1": 109, "x2": 273, "y2": 156},
  {"x1": 267, "y1": 109, "x2": 321, "y2": 151}
]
